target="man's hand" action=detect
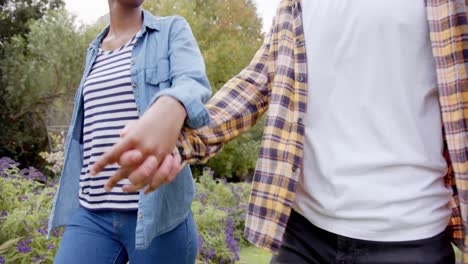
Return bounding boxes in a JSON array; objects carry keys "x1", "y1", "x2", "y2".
[
  {"x1": 113, "y1": 148, "x2": 183, "y2": 194},
  {"x1": 90, "y1": 96, "x2": 187, "y2": 193}
]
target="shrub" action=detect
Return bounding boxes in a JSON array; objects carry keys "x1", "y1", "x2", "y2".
[
  {"x1": 194, "y1": 117, "x2": 265, "y2": 182},
  {"x1": 39, "y1": 132, "x2": 64, "y2": 178},
  {"x1": 0, "y1": 157, "x2": 62, "y2": 264},
  {"x1": 193, "y1": 168, "x2": 251, "y2": 263},
  {"x1": 0, "y1": 158, "x2": 253, "y2": 263}
]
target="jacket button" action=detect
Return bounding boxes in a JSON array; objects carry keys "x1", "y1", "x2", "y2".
[
  {"x1": 131, "y1": 60, "x2": 135, "y2": 65},
  {"x1": 297, "y1": 76, "x2": 304, "y2": 82},
  {"x1": 137, "y1": 213, "x2": 143, "y2": 220},
  {"x1": 131, "y1": 83, "x2": 137, "y2": 88}
]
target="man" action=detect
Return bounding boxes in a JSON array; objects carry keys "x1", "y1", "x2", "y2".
[{"x1": 92, "y1": 0, "x2": 468, "y2": 263}]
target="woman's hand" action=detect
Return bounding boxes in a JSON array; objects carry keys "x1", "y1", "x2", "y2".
[{"x1": 90, "y1": 96, "x2": 186, "y2": 193}]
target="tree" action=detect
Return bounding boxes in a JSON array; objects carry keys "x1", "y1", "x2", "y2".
[
  {"x1": 144, "y1": 0, "x2": 263, "y2": 93},
  {"x1": 0, "y1": 0, "x2": 64, "y2": 167},
  {"x1": 0, "y1": 0, "x2": 64, "y2": 43},
  {"x1": 0, "y1": 9, "x2": 101, "y2": 167},
  {"x1": 144, "y1": 0, "x2": 265, "y2": 180}
]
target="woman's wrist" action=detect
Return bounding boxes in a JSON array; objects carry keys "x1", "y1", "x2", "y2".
[{"x1": 148, "y1": 96, "x2": 187, "y2": 126}]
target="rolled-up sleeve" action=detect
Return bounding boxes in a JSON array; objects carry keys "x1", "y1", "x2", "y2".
[{"x1": 150, "y1": 16, "x2": 212, "y2": 128}]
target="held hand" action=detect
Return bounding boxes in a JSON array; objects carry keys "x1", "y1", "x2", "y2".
[
  {"x1": 118, "y1": 123, "x2": 184, "y2": 194},
  {"x1": 117, "y1": 122, "x2": 183, "y2": 194},
  {"x1": 90, "y1": 96, "x2": 187, "y2": 191},
  {"x1": 105, "y1": 149, "x2": 183, "y2": 194}
]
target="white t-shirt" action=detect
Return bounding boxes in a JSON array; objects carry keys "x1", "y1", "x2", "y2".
[{"x1": 293, "y1": 0, "x2": 453, "y2": 241}]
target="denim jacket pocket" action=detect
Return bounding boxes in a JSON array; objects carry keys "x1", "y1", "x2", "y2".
[{"x1": 145, "y1": 58, "x2": 171, "y2": 90}]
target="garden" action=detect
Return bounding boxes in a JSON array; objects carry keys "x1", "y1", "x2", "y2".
[
  {"x1": 4, "y1": 0, "x2": 463, "y2": 263},
  {"x1": 0, "y1": 153, "x2": 271, "y2": 263},
  {"x1": 0, "y1": 0, "x2": 269, "y2": 263}
]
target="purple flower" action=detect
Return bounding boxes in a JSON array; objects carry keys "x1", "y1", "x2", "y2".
[
  {"x1": 1, "y1": 211, "x2": 7, "y2": 217},
  {"x1": 52, "y1": 229, "x2": 62, "y2": 237},
  {"x1": 224, "y1": 218, "x2": 240, "y2": 260},
  {"x1": 16, "y1": 241, "x2": 32, "y2": 253},
  {"x1": 207, "y1": 247, "x2": 215, "y2": 259},
  {"x1": 37, "y1": 228, "x2": 47, "y2": 235},
  {"x1": 46, "y1": 244, "x2": 55, "y2": 251},
  {"x1": 0, "y1": 256, "x2": 5, "y2": 264},
  {"x1": 0, "y1": 157, "x2": 20, "y2": 177},
  {"x1": 0, "y1": 157, "x2": 20, "y2": 169},
  {"x1": 198, "y1": 193, "x2": 207, "y2": 204},
  {"x1": 32, "y1": 255, "x2": 45, "y2": 263},
  {"x1": 218, "y1": 178, "x2": 227, "y2": 185},
  {"x1": 198, "y1": 235, "x2": 207, "y2": 255},
  {"x1": 203, "y1": 167, "x2": 214, "y2": 178},
  {"x1": 20, "y1": 167, "x2": 46, "y2": 182}
]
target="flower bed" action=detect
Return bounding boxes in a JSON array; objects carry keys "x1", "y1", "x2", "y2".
[
  {"x1": 0, "y1": 158, "x2": 253, "y2": 263},
  {"x1": 0, "y1": 157, "x2": 61, "y2": 264}
]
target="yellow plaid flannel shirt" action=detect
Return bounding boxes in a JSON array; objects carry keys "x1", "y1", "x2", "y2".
[{"x1": 179, "y1": 0, "x2": 468, "y2": 261}]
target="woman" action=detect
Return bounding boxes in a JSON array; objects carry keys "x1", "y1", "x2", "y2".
[{"x1": 49, "y1": 0, "x2": 212, "y2": 263}]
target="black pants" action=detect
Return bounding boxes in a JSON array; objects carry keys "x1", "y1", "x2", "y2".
[{"x1": 270, "y1": 210, "x2": 455, "y2": 264}]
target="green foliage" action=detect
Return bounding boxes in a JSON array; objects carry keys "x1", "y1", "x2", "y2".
[
  {"x1": 203, "y1": 118, "x2": 264, "y2": 181},
  {"x1": 0, "y1": 159, "x2": 61, "y2": 264},
  {"x1": 39, "y1": 132, "x2": 64, "y2": 178},
  {"x1": 0, "y1": 0, "x2": 64, "y2": 44},
  {"x1": 0, "y1": 0, "x2": 64, "y2": 170},
  {"x1": 144, "y1": 0, "x2": 265, "y2": 180},
  {"x1": 193, "y1": 168, "x2": 251, "y2": 263},
  {"x1": 144, "y1": 0, "x2": 263, "y2": 93},
  {"x1": 0, "y1": 158, "x2": 255, "y2": 263},
  {"x1": 0, "y1": 9, "x2": 101, "y2": 168}
]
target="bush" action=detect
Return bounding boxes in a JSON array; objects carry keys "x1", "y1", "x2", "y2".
[
  {"x1": 193, "y1": 168, "x2": 251, "y2": 263},
  {"x1": 39, "y1": 132, "x2": 64, "y2": 178},
  {"x1": 192, "y1": 117, "x2": 265, "y2": 182},
  {"x1": 0, "y1": 158, "x2": 253, "y2": 264},
  {"x1": 0, "y1": 157, "x2": 62, "y2": 264}
]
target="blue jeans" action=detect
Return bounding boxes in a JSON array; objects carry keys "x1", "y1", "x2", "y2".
[{"x1": 54, "y1": 207, "x2": 198, "y2": 264}]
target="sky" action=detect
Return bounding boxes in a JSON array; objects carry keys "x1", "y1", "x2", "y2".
[{"x1": 64, "y1": 0, "x2": 281, "y2": 32}]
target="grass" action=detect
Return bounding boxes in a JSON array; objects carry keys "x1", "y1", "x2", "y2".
[{"x1": 238, "y1": 246, "x2": 272, "y2": 264}]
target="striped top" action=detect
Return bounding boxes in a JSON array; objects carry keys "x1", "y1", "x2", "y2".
[{"x1": 79, "y1": 35, "x2": 140, "y2": 210}]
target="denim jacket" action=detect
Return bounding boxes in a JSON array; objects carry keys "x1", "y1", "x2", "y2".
[{"x1": 48, "y1": 11, "x2": 211, "y2": 249}]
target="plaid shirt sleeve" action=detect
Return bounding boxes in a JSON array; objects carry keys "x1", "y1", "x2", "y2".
[
  {"x1": 177, "y1": 30, "x2": 273, "y2": 164},
  {"x1": 426, "y1": 0, "x2": 468, "y2": 262}
]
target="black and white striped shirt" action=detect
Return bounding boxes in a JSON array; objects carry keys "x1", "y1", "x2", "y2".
[{"x1": 79, "y1": 35, "x2": 140, "y2": 210}]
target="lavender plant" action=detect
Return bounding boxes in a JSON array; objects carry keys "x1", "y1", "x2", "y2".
[
  {"x1": 1, "y1": 158, "x2": 253, "y2": 263},
  {"x1": 193, "y1": 167, "x2": 251, "y2": 263},
  {"x1": 0, "y1": 157, "x2": 62, "y2": 264}
]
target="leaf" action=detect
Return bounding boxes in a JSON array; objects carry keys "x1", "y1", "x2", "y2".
[{"x1": 0, "y1": 236, "x2": 22, "y2": 254}]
